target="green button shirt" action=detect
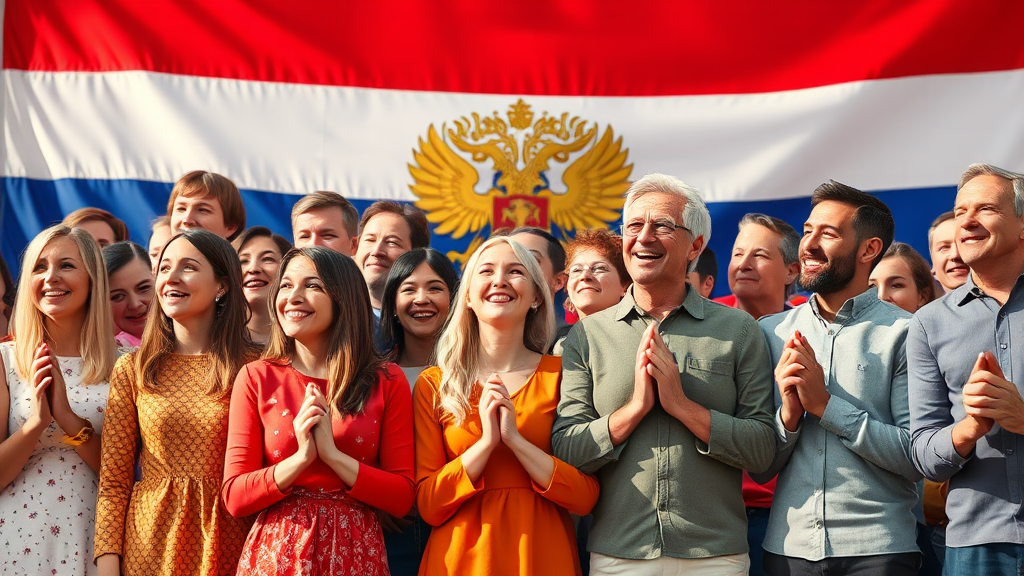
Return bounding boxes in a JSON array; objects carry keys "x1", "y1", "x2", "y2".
[{"x1": 552, "y1": 286, "x2": 776, "y2": 560}]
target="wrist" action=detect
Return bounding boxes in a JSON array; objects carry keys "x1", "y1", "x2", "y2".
[{"x1": 780, "y1": 405, "x2": 802, "y2": 432}]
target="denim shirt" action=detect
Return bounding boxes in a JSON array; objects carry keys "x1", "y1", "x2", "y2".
[
  {"x1": 755, "y1": 288, "x2": 920, "y2": 560},
  {"x1": 908, "y1": 274, "x2": 1024, "y2": 547}
]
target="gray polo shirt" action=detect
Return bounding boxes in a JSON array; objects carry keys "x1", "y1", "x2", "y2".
[
  {"x1": 552, "y1": 285, "x2": 775, "y2": 560},
  {"x1": 754, "y1": 288, "x2": 920, "y2": 561},
  {"x1": 908, "y1": 274, "x2": 1024, "y2": 548}
]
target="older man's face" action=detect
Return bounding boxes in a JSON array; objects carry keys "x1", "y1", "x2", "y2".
[
  {"x1": 622, "y1": 192, "x2": 701, "y2": 289},
  {"x1": 954, "y1": 174, "x2": 1024, "y2": 271}
]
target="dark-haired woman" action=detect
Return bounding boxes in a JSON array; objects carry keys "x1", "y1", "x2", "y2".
[
  {"x1": 95, "y1": 229, "x2": 259, "y2": 576},
  {"x1": 102, "y1": 241, "x2": 153, "y2": 348},
  {"x1": 222, "y1": 247, "x2": 414, "y2": 575},
  {"x1": 380, "y1": 248, "x2": 459, "y2": 387},
  {"x1": 378, "y1": 248, "x2": 458, "y2": 575},
  {"x1": 233, "y1": 227, "x2": 292, "y2": 345}
]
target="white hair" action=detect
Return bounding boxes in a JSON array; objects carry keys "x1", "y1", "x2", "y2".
[{"x1": 623, "y1": 173, "x2": 712, "y2": 273}]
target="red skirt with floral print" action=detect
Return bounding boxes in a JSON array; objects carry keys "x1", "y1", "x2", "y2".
[{"x1": 235, "y1": 488, "x2": 389, "y2": 576}]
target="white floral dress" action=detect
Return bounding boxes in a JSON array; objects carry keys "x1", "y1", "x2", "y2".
[{"x1": 0, "y1": 341, "x2": 111, "y2": 576}]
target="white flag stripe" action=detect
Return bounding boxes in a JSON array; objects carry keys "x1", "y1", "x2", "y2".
[{"x1": 5, "y1": 68, "x2": 1024, "y2": 201}]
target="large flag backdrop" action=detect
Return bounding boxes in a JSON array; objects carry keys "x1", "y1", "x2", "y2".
[{"x1": 3, "y1": 1, "x2": 1024, "y2": 297}]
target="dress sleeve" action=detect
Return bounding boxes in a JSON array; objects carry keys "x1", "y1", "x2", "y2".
[
  {"x1": 348, "y1": 368, "x2": 416, "y2": 518},
  {"x1": 94, "y1": 354, "x2": 141, "y2": 560},
  {"x1": 221, "y1": 363, "x2": 287, "y2": 518},
  {"x1": 414, "y1": 369, "x2": 485, "y2": 527},
  {"x1": 534, "y1": 456, "x2": 600, "y2": 516}
]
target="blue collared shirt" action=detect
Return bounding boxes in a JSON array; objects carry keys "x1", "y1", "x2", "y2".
[
  {"x1": 755, "y1": 288, "x2": 920, "y2": 560},
  {"x1": 908, "y1": 274, "x2": 1024, "y2": 548}
]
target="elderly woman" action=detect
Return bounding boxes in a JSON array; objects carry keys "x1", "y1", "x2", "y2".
[{"x1": 553, "y1": 229, "x2": 630, "y2": 354}]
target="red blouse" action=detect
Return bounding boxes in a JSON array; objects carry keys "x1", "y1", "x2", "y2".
[{"x1": 222, "y1": 360, "x2": 415, "y2": 519}]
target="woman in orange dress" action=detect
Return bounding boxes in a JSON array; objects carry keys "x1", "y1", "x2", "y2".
[
  {"x1": 414, "y1": 236, "x2": 600, "y2": 576},
  {"x1": 95, "y1": 229, "x2": 259, "y2": 576}
]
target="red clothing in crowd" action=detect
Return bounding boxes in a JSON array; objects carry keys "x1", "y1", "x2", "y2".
[{"x1": 222, "y1": 360, "x2": 415, "y2": 519}]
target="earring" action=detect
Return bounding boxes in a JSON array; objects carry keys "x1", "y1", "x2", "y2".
[
  {"x1": 530, "y1": 303, "x2": 539, "y2": 310},
  {"x1": 215, "y1": 293, "x2": 223, "y2": 303}
]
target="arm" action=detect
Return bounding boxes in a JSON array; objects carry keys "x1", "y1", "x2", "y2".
[
  {"x1": 0, "y1": 346, "x2": 53, "y2": 490},
  {"x1": 47, "y1": 348, "x2": 102, "y2": 473},
  {"x1": 343, "y1": 370, "x2": 416, "y2": 518},
  {"x1": 94, "y1": 355, "x2": 141, "y2": 563},
  {"x1": 413, "y1": 371, "x2": 488, "y2": 527},
  {"x1": 551, "y1": 324, "x2": 639, "y2": 474},
  {"x1": 817, "y1": 330, "x2": 921, "y2": 481},
  {"x1": 222, "y1": 365, "x2": 312, "y2": 518}
]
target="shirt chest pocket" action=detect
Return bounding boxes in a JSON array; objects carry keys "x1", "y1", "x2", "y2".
[{"x1": 682, "y1": 356, "x2": 737, "y2": 413}]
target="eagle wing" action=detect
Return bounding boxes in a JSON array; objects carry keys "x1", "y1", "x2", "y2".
[
  {"x1": 544, "y1": 126, "x2": 633, "y2": 232},
  {"x1": 409, "y1": 125, "x2": 499, "y2": 238}
]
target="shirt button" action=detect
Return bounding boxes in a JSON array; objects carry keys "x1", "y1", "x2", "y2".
[
  {"x1": 1001, "y1": 344, "x2": 1008, "y2": 349},
  {"x1": 816, "y1": 520, "x2": 824, "y2": 528},
  {"x1": 1009, "y1": 449, "x2": 1015, "y2": 455},
  {"x1": 827, "y1": 330, "x2": 834, "y2": 336},
  {"x1": 818, "y1": 449, "x2": 824, "y2": 455}
]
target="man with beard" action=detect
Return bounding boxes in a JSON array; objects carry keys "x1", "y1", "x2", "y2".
[
  {"x1": 908, "y1": 164, "x2": 1024, "y2": 575},
  {"x1": 752, "y1": 181, "x2": 921, "y2": 575}
]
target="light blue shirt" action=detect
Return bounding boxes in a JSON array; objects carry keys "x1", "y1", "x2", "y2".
[{"x1": 754, "y1": 288, "x2": 920, "y2": 560}]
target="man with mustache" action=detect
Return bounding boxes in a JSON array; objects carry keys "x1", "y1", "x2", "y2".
[
  {"x1": 927, "y1": 211, "x2": 970, "y2": 294},
  {"x1": 753, "y1": 181, "x2": 921, "y2": 575},
  {"x1": 908, "y1": 164, "x2": 1024, "y2": 575},
  {"x1": 554, "y1": 173, "x2": 775, "y2": 575}
]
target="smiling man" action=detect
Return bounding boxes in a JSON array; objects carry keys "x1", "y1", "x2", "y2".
[
  {"x1": 291, "y1": 190, "x2": 360, "y2": 256},
  {"x1": 553, "y1": 173, "x2": 775, "y2": 575},
  {"x1": 354, "y1": 201, "x2": 430, "y2": 313},
  {"x1": 928, "y1": 211, "x2": 970, "y2": 294},
  {"x1": 908, "y1": 164, "x2": 1024, "y2": 575},
  {"x1": 753, "y1": 181, "x2": 921, "y2": 575}
]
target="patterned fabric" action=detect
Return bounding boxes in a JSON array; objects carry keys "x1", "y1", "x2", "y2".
[
  {"x1": 0, "y1": 341, "x2": 111, "y2": 576},
  {"x1": 236, "y1": 488, "x2": 388, "y2": 576},
  {"x1": 95, "y1": 353, "x2": 253, "y2": 576}
]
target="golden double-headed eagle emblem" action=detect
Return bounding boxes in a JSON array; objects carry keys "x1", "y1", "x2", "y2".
[{"x1": 409, "y1": 99, "x2": 633, "y2": 264}]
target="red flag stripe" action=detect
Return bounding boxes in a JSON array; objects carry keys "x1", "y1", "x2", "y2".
[{"x1": 5, "y1": 0, "x2": 1024, "y2": 96}]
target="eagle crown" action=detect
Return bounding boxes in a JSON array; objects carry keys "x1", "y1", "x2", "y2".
[{"x1": 447, "y1": 99, "x2": 596, "y2": 196}]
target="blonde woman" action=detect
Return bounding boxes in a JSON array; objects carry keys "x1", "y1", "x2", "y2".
[
  {"x1": 0, "y1": 225, "x2": 118, "y2": 575},
  {"x1": 414, "y1": 236, "x2": 599, "y2": 576}
]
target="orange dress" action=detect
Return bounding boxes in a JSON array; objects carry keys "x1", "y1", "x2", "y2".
[
  {"x1": 95, "y1": 353, "x2": 253, "y2": 575},
  {"x1": 414, "y1": 355, "x2": 599, "y2": 576}
]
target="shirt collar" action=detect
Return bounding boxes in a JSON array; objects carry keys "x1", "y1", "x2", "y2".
[
  {"x1": 615, "y1": 283, "x2": 706, "y2": 322},
  {"x1": 956, "y1": 271, "x2": 1024, "y2": 306},
  {"x1": 808, "y1": 286, "x2": 880, "y2": 324}
]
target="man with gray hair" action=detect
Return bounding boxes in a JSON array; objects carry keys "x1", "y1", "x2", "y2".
[
  {"x1": 908, "y1": 163, "x2": 1024, "y2": 575},
  {"x1": 553, "y1": 173, "x2": 776, "y2": 575}
]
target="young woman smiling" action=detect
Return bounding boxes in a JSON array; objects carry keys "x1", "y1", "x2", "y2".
[
  {"x1": 223, "y1": 247, "x2": 414, "y2": 575},
  {"x1": 0, "y1": 225, "x2": 118, "y2": 575},
  {"x1": 414, "y1": 236, "x2": 599, "y2": 576},
  {"x1": 102, "y1": 241, "x2": 153, "y2": 348},
  {"x1": 233, "y1": 227, "x2": 292, "y2": 346},
  {"x1": 95, "y1": 229, "x2": 259, "y2": 576}
]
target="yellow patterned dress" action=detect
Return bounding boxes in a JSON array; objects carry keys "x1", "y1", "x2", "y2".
[{"x1": 95, "y1": 353, "x2": 253, "y2": 576}]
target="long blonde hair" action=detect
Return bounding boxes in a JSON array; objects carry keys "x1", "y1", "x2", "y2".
[
  {"x1": 434, "y1": 236, "x2": 554, "y2": 424},
  {"x1": 11, "y1": 225, "x2": 116, "y2": 385}
]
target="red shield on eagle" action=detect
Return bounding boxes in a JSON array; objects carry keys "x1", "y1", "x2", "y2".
[{"x1": 493, "y1": 195, "x2": 549, "y2": 230}]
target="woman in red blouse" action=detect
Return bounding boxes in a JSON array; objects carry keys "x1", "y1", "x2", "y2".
[{"x1": 222, "y1": 246, "x2": 415, "y2": 575}]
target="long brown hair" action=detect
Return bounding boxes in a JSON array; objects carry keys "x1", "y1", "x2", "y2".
[
  {"x1": 265, "y1": 247, "x2": 386, "y2": 416},
  {"x1": 136, "y1": 229, "x2": 258, "y2": 397}
]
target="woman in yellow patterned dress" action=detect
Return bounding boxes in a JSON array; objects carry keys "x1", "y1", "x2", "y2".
[{"x1": 95, "y1": 229, "x2": 260, "y2": 576}]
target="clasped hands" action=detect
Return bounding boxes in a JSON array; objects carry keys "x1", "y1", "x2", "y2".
[
  {"x1": 478, "y1": 374, "x2": 523, "y2": 450},
  {"x1": 291, "y1": 383, "x2": 343, "y2": 466},
  {"x1": 775, "y1": 331, "x2": 829, "y2": 432},
  {"x1": 960, "y1": 351, "x2": 1024, "y2": 439},
  {"x1": 627, "y1": 321, "x2": 692, "y2": 421},
  {"x1": 26, "y1": 342, "x2": 80, "y2": 436}
]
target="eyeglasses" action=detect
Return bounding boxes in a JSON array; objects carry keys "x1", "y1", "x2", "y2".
[
  {"x1": 620, "y1": 219, "x2": 690, "y2": 238},
  {"x1": 567, "y1": 262, "x2": 614, "y2": 279}
]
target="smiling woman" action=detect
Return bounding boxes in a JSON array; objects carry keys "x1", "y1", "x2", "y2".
[
  {"x1": 102, "y1": 241, "x2": 153, "y2": 348},
  {"x1": 95, "y1": 229, "x2": 259, "y2": 576},
  {"x1": 222, "y1": 246, "x2": 414, "y2": 575},
  {"x1": 414, "y1": 236, "x2": 599, "y2": 576},
  {"x1": 233, "y1": 226, "x2": 293, "y2": 346},
  {"x1": 0, "y1": 225, "x2": 119, "y2": 576}
]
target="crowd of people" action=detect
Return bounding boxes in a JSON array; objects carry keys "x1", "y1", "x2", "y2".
[{"x1": 0, "y1": 162, "x2": 1021, "y2": 576}]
